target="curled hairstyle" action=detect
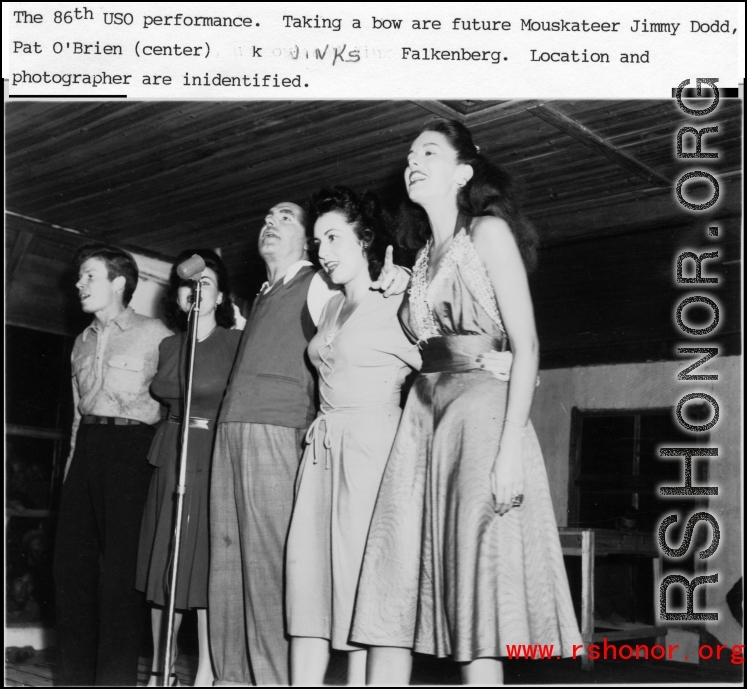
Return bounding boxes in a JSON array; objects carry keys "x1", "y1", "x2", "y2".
[
  {"x1": 74, "y1": 243, "x2": 139, "y2": 306},
  {"x1": 306, "y1": 186, "x2": 393, "y2": 280},
  {"x1": 398, "y1": 118, "x2": 539, "y2": 271},
  {"x1": 165, "y1": 248, "x2": 235, "y2": 331}
]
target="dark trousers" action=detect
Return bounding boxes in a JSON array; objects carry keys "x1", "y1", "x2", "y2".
[{"x1": 53, "y1": 423, "x2": 155, "y2": 686}]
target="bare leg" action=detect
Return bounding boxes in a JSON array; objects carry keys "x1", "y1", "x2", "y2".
[
  {"x1": 147, "y1": 606, "x2": 163, "y2": 686},
  {"x1": 347, "y1": 649, "x2": 367, "y2": 686},
  {"x1": 148, "y1": 607, "x2": 182, "y2": 686},
  {"x1": 290, "y1": 636, "x2": 331, "y2": 686},
  {"x1": 366, "y1": 647, "x2": 412, "y2": 686},
  {"x1": 193, "y1": 609, "x2": 215, "y2": 687},
  {"x1": 461, "y1": 658, "x2": 503, "y2": 685}
]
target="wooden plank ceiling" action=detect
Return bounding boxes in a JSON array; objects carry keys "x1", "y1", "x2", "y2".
[{"x1": 5, "y1": 99, "x2": 742, "y2": 367}]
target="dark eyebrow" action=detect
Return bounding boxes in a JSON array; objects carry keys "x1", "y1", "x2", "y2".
[{"x1": 408, "y1": 142, "x2": 441, "y2": 155}]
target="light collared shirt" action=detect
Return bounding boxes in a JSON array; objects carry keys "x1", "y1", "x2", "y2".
[
  {"x1": 67, "y1": 306, "x2": 172, "y2": 464},
  {"x1": 260, "y1": 260, "x2": 338, "y2": 326}
]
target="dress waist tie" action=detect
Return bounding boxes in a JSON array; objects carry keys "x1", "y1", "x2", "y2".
[
  {"x1": 305, "y1": 413, "x2": 334, "y2": 470},
  {"x1": 305, "y1": 404, "x2": 400, "y2": 470}
]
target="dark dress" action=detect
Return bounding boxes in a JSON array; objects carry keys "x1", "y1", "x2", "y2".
[
  {"x1": 351, "y1": 219, "x2": 583, "y2": 661},
  {"x1": 136, "y1": 327, "x2": 241, "y2": 609}
]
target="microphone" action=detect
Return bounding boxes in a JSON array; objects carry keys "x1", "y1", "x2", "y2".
[{"x1": 176, "y1": 254, "x2": 206, "y2": 280}]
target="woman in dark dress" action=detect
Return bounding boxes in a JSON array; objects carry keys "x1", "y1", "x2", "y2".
[{"x1": 136, "y1": 249, "x2": 241, "y2": 687}]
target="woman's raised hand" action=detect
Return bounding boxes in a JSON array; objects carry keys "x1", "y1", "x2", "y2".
[{"x1": 371, "y1": 246, "x2": 411, "y2": 297}]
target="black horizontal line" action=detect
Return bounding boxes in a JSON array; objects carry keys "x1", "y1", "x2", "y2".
[
  {"x1": 8, "y1": 94, "x2": 128, "y2": 99},
  {"x1": 671, "y1": 87, "x2": 739, "y2": 98}
]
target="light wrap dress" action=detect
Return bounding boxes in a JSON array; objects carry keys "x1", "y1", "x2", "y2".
[
  {"x1": 351, "y1": 219, "x2": 583, "y2": 661},
  {"x1": 286, "y1": 289, "x2": 421, "y2": 651}
]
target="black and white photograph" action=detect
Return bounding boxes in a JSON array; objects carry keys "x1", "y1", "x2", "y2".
[{"x1": 4, "y1": 3, "x2": 744, "y2": 687}]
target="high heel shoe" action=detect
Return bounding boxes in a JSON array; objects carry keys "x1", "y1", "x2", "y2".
[{"x1": 148, "y1": 670, "x2": 179, "y2": 686}]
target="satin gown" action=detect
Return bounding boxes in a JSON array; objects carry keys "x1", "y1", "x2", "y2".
[
  {"x1": 351, "y1": 219, "x2": 583, "y2": 661},
  {"x1": 286, "y1": 290, "x2": 421, "y2": 650}
]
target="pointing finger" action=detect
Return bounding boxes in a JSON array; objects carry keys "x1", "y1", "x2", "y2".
[{"x1": 383, "y1": 245, "x2": 394, "y2": 272}]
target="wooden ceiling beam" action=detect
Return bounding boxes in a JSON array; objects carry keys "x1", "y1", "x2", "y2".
[
  {"x1": 4, "y1": 211, "x2": 177, "y2": 264},
  {"x1": 410, "y1": 101, "x2": 467, "y2": 121},
  {"x1": 410, "y1": 100, "x2": 545, "y2": 127},
  {"x1": 465, "y1": 99, "x2": 544, "y2": 126},
  {"x1": 5, "y1": 210, "x2": 88, "y2": 243},
  {"x1": 528, "y1": 103, "x2": 672, "y2": 188}
]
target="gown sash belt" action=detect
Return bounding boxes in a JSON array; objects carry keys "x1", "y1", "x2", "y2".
[{"x1": 420, "y1": 334, "x2": 506, "y2": 374}]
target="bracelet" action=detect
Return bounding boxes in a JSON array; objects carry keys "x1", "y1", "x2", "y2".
[{"x1": 504, "y1": 418, "x2": 528, "y2": 436}]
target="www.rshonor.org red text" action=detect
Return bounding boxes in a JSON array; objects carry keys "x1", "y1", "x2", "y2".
[{"x1": 505, "y1": 640, "x2": 744, "y2": 664}]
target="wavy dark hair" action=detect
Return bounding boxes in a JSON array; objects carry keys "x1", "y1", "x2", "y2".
[
  {"x1": 74, "y1": 243, "x2": 139, "y2": 305},
  {"x1": 397, "y1": 118, "x2": 539, "y2": 271},
  {"x1": 165, "y1": 248, "x2": 235, "y2": 331},
  {"x1": 306, "y1": 186, "x2": 393, "y2": 280}
]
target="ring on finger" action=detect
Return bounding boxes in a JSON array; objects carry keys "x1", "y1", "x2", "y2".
[{"x1": 511, "y1": 492, "x2": 524, "y2": 508}]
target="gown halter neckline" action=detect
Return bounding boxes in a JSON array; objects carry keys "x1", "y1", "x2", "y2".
[{"x1": 409, "y1": 212, "x2": 506, "y2": 347}]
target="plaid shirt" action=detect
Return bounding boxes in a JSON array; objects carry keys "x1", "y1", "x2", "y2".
[{"x1": 68, "y1": 307, "x2": 172, "y2": 463}]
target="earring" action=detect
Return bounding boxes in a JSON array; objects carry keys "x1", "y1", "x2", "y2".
[{"x1": 361, "y1": 242, "x2": 368, "y2": 249}]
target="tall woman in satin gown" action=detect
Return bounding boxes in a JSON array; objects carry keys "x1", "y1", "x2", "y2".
[{"x1": 350, "y1": 119, "x2": 583, "y2": 684}]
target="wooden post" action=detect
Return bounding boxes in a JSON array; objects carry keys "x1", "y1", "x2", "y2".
[
  {"x1": 653, "y1": 555, "x2": 665, "y2": 646},
  {"x1": 581, "y1": 530, "x2": 595, "y2": 670}
]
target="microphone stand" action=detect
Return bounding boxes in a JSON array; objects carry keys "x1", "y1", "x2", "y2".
[{"x1": 162, "y1": 278, "x2": 202, "y2": 686}]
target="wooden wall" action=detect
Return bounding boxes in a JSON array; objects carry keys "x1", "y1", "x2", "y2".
[{"x1": 531, "y1": 355, "x2": 743, "y2": 646}]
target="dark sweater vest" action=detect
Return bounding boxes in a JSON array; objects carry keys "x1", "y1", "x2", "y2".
[{"x1": 219, "y1": 266, "x2": 317, "y2": 429}]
